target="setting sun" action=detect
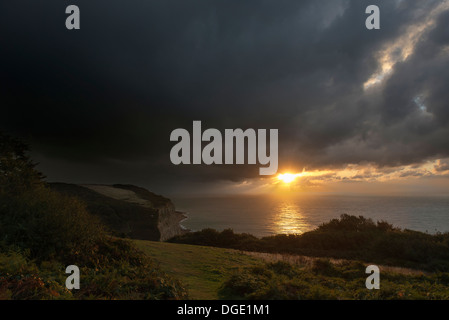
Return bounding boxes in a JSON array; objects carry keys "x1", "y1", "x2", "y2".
[{"x1": 277, "y1": 173, "x2": 301, "y2": 184}]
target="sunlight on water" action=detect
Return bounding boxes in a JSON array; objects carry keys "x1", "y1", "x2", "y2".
[
  {"x1": 174, "y1": 194, "x2": 449, "y2": 238},
  {"x1": 271, "y1": 201, "x2": 311, "y2": 235}
]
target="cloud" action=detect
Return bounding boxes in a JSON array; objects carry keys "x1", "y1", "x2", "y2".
[
  {"x1": 1, "y1": 0, "x2": 449, "y2": 191},
  {"x1": 435, "y1": 159, "x2": 449, "y2": 172}
]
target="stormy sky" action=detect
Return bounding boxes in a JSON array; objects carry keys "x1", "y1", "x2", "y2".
[{"x1": 1, "y1": 0, "x2": 449, "y2": 195}]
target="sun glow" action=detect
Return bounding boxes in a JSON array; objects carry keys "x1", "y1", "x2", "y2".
[{"x1": 277, "y1": 173, "x2": 301, "y2": 184}]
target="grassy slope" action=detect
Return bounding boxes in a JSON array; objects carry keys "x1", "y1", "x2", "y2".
[
  {"x1": 134, "y1": 240, "x2": 263, "y2": 299},
  {"x1": 134, "y1": 240, "x2": 449, "y2": 300}
]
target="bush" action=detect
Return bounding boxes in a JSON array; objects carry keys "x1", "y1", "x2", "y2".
[
  {"x1": 0, "y1": 237, "x2": 188, "y2": 300},
  {"x1": 0, "y1": 132, "x2": 44, "y2": 196},
  {"x1": 0, "y1": 187, "x2": 105, "y2": 263},
  {"x1": 220, "y1": 260, "x2": 449, "y2": 300},
  {"x1": 0, "y1": 189, "x2": 189, "y2": 299},
  {"x1": 267, "y1": 261, "x2": 298, "y2": 277},
  {"x1": 311, "y1": 259, "x2": 337, "y2": 276}
]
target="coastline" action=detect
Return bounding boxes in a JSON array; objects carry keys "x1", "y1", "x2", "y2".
[
  {"x1": 176, "y1": 211, "x2": 190, "y2": 232},
  {"x1": 158, "y1": 207, "x2": 190, "y2": 241},
  {"x1": 171, "y1": 194, "x2": 449, "y2": 237}
]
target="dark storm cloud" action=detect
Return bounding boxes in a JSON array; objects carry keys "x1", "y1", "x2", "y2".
[{"x1": 1, "y1": 0, "x2": 449, "y2": 190}]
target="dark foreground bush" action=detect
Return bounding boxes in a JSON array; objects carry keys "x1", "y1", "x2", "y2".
[
  {"x1": 0, "y1": 240, "x2": 188, "y2": 300},
  {"x1": 0, "y1": 188, "x2": 188, "y2": 299},
  {"x1": 0, "y1": 187, "x2": 105, "y2": 263}
]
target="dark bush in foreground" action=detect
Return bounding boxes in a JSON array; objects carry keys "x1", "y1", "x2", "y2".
[
  {"x1": 0, "y1": 188, "x2": 188, "y2": 299},
  {"x1": 0, "y1": 189, "x2": 188, "y2": 299},
  {"x1": 0, "y1": 187, "x2": 105, "y2": 263},
  {"x1": 0, "y1": 240, "x2": 188, "y2": 300}
]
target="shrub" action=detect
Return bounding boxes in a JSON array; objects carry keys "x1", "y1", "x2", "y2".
[
  {"x1": 311, "y1": 259, "x2": 337, "y2": 276},
  {"x1": 220, "y1": 260, "x2": 449, "y2": 300},
  {"x1": 0, "y1": 132, "x2": 44, "y2": 196},
  {"x1": 0, "y1": 237, "x2": 188, "y2": 300},
  {"x1": 0, "y1": 187, "x2": 105, "y2": 263},
  {"x1": 267, "y1": 261, "x2": 298, "y2": 277}
]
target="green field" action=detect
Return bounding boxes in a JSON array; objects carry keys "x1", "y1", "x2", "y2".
[
  {"x1": 134, "y1": 240, "x2": 263, "y2": 299},
  {"x1": 135, "y1": 240, "x2": 449, "y2": 300}
]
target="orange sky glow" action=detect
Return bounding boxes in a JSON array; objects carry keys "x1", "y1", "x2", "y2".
[{"x1": 224, "y1": 157, "x2": 449, "y2": 196}]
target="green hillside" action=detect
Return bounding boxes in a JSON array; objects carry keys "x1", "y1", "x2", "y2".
[
  {"x1": 135, "y1": 240, "x2": 449, "y2": 300},
  {"x1": 134, "y1": 240, "x2": 262, "y2": 299}
]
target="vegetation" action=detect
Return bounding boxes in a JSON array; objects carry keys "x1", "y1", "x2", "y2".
[
  {"x1": 0, "y1": 238, "x2": 187, "y2": 300},
  {"x1": 0, "y1": 132, "x2": 187, "y2": 299},
  {"x1": 169, "y1": 215, "x2": 449, "y2": 272},
  {"x1": 220, "y1": 259, "x2": 449, "y2": 300},
  {"x1": 0, "y1": 132, "x2": 44, "y2": 196},
  {"x1": 112, "y1": 184, "x2": 171, "y2": 208},
  {"x1": 135, "y1": 240, "x2": 449, "y2": 300},
  {"x1": 134, "y1": 240, "x2": 262, "y2": 299},
  {"x1": 49, "y1": 183, "x2": 161, "y2": 240}
]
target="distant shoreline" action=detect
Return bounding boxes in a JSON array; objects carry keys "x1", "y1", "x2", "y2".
[{"x1": 176, "y1": 211, "x2": 190, "y2": 231}]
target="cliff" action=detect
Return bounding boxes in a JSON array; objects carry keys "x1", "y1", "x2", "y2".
[
  {"x1": 157, "y1": 202, "x2": 189, "y2": 241},
  {"x1": 49, "y1": 183, "x2": 188, "y2": 241}
]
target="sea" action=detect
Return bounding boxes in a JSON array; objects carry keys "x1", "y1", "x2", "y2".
[{"x1": 172, "y1": 194, "x2": 449, "y2": 238}]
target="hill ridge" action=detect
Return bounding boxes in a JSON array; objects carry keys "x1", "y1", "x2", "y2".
[{"x1": 49, "y1": 182, "x2": 188, "y2": 241}]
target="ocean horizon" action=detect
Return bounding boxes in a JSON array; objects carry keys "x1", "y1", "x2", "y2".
[{"x1": 172, "y1": 194, "x2": 449, "y2": 238}]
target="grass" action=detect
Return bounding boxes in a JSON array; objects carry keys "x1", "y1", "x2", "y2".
[
  {"x1": 135, "y1": 240, "x2": 449, "y2": 300},
  {"x1": 242, "y1": 251, "x2": 428, "y2": 276},
  {"x1": 134, "y1": 240, "x2": 263, "y2": 299}
]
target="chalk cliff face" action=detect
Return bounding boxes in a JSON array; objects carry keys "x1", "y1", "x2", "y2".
[
  {"x1": 49, "y1": 183, "x2": 188, "y2": 241},
  {"x1": 157, "y1": 202, "x2": 188, "y2": 241}
]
